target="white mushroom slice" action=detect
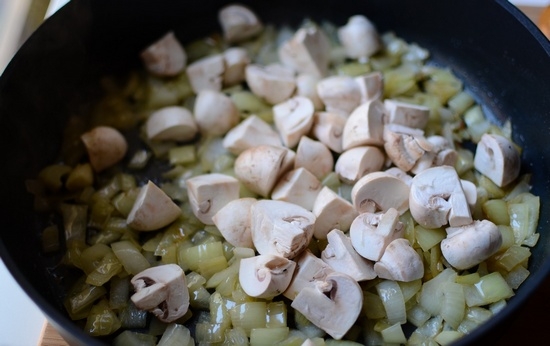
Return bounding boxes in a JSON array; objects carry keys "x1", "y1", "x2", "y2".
[
  {"x1": 311, "y1": 111, "x2": 346, "y2": 153},
  {"x1": 291, "y1": 272, "x2": 363, "y2": 340},
  {"x1": 335, "y1": 146, "x2": 385, "y2": 184},
  {"x1": 250, "y1": 200, "x2": 315, "y2": 259},
  {"x1": 411, "y1": 135, "x2": 458, "y2": 174},
  {"x1": 383, "y1": 123, "x2": 433, "y2": 172},
  {"x1": 223, "y1": 47, "x2": 250, "y2": 87},
  {"x1": 146, "y1": 106, "x2": 198, "y2": 142},
  {"x1": 239, "y1": 254, "x2": 296, "y2": 299},
  {"x1": 342, "y1": 100, "x2": 385, "y2": 150},
  {"x1": 316, "y1": 76, "x2": 361, "y2": 116},
  {"x1": 245, "y1": 64, "x2": 296, "y2": 105},
  {"x1": 234, "y1": 145, "x2": 294, "y2": 197},
  {"x1": 127, "y1": 181, "x2": 182, "y2": 231},
  {"x1": 385, "y1": 167, "x2": 413, "y2": 186},
  {"x1": 271, "y1": 168, "x2": 322, "y2": 211},
  {"x1": 131, "y1": 264, "x2": 189, "y2": 323},
  {"x1": 374, "y1": 238, "x2": 424, "y2": 282},
  {"x1": 186, "y1": 54, "x2": 225, "y2": 93},
  {"x1": 218, "y1": 4, "x2": 263, "y2": 43},
  {"x1": 140, "y1": 31, "x2": 187, "y2": 77},
  {"x1": 355, "y1": 71, "x2": 383, "y2": 103},
  {"x1": 283, "y1": 249, "x2": 334, "y2": 300},
  {"x1": 186, "y1": 173, "x2": 240, "y2": 225},
  {"x1": 296, "y1": 74, "x2": 323, "y2": 110},
  {"x1": 278, "y1": 26, "x2": 331, "y2": 78},
  {"x1": 337, "y1": 15, "x2": 380, "y2": 61},
  {"x1": 351, "y1": 172, "x2": 410, "y2": 215},
  {"x1": 321, "y1": 229, "x2": 376, "y2": 281},
  {"x1": 384, "y1": 99, "x2": 430, "y2": 129},
  {"x1": 222, "y1": 115, "x2": 282, "y2": 155},
  {"x1": 409, "y1": 165, "x2": 472, "y2": 229},
  {"x1": 81, "y1": 126, "x2": 128, "y2": 172},
  {"x1": 294, "y1": 136, "x2": 334, "y2": 180},
  {"x1": 441, "y1": 220, "x2": 502, "y2": 270},
  {"x1": 312, "y1": 187, "x2": 358, "y2": 239},
  {"x1": 212, "y1": 198, "x2": 257, "y2": 248},
  {"x1": 194, "y1": 90, "x2": 239, "y2": 136},
  {"x1": 349, "y1": 208, "x2": 405, "y2": 261},
  {"x1": 460, "y1": 179, "x2": 477, "y2": 209},
  {"x1": 273, "y1": 96, "x2": 315, "y2": 148},
  {"x1": 474, "y1": 133, "x2": 521, "y2": 187}
]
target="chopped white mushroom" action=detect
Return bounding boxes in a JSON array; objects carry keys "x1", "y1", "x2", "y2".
[
  {"x1": 321, "y1": 229, "x2": 376, "y2": 281},
  {"x1": 283, "y1": 249, "x2": 334, "y2": 300},
  {"x1": 186, "y1": 173, "x2": 240, "y2": 225},
  {"x1": 186, "y1": 54, "x2": 225, "y2": 93},
  {"x1": 460, "y1": 179, "x2": 477, "y2": 209},
  {"x1": 474, "y1": 133, "x2": 521, "y2": 187},
  {"x1": 131, "y1": 264, "x2": 189, "y2": 323},
  {"x1": 441, "y1": 220, "x2": 502, "y2": 270},
  {"x1": 218, "y1": 4, "x2": 263, "y2": 43},
  {"x1": 311, "y1": 111, "x2": 346, "y2": 153},
  {"x1": 222, "y1": 115, "x2": 282, "y2": 155},
  {"x1": 349, "y1": 208, "x2": 405, "y2": 261},
  {"x1": 146, "y1": 106, "x2": 198, "y2": 142},
  {"x1": 385, "y1": 167, "x2": 413, "y2": 186},
  {"x1": 245, "y1": 64, "x2": 296, "y2": 104},
  {"x1": 239, "y1": 254, "x2": 296, "y2": 299},
  {"x1": 294, "y1": 136, "x2": 334, "y2": 180},
  {"x1": 193, "y1": 90, "x2": 240, "y2": 136},
  {"x1": 383, "y1": 123, "x2": 433, "y2": 172},
  {"x1": 140, "y1": 31, "x2": 187, "y2": 77},
  {"x1": 411, "y1": 135, "x2": 458, "y2": 174},
  {"x1": 291, "y1": 271, "x2": 363, "y2": 340},
  {"x1": 223, "y1": 47, "x2": 250, "y2": 87},
  {"x1": 351, "y1": 172, "x2": 410, "y2": 215},
  {"x1": 296, "y1": 74, "x2": 323, "y2": 110},
  {"x1": 250, "y1": 200, "x2": 315, "y2": 259},
  {"x1": 278, "y1": 26, "x2": 331, "y2": 78},
  {"x1": 81, "y1": 126, "x2": 128, "y2": 172},
  {"x1": 127, "y1": 181, "x2": 182, "y2": 231},
  {"x1": 337, "y1": 15, "x2": 380, "y2": 62},
  {"x1": 374, "y1": 238, "x2": 424, "y2": 282},
  {"x1": 316, "y1": 76, "x2": 362, "y2": 116},
  {"x1": 409, "y1": 165, "x2": 472, "y2": 229},
  {"x1": 312, "y1": 187, "x2": 358, "y2": 239},
  {"x1": 355, "y1": 71, "x2": 384, "y2": 103},
  {"x1": 273, "y1": 96, "x2": 315, "y2": 148},
  {"x1": 335, "y1": 146, "x2": 385, "y2": 184},
  {"x1": 271, "y1": 168, "x2": 322, "y2": 211},
  {"x1": 212, "y1": 197, "x2": 257, "y2": 248},
  {"x1": 384, "y1": 99, "x2": 430, "y2": 129},
  {"x1": 342, "y1": 100, "x2": 385, "y2": 150}
]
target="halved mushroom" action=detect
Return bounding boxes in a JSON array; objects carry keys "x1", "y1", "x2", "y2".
[
  {"x1": 335, "y1": 146, "x2": 385, "y2": 184},
  {"x1": 245, "y1": 64, "x2": 296, "y2": 105},
  {"x1": 212, "y1": 197, "x2": 257, "y2": 248},
  {"x1": 146, "y1": 106, "x2": 198, "y2": 142},
  {"x1": 342, "y1": 100, "x2": 385, "y2": 150},
  {"x1": 218, "y1": 4, "x2": 263, "y2": 43},
  {"x1": 351, "y1": 172, "x2": 410, "y2": 215},
  {"x1": 441, "y1": 220, "x2": 502, "y2": 270},
  {"x1": 384, "y1": 99, "x2": 430, "y2": 129},
  {"x1": 194, "y1": 90, "x2": 240, "y2": 136},
  {"x1": 81, "y1": 126, "x2": 128, "y2": 172},
  {"x1": 311, "y1": 111, "x2": 346, "y2": 153},
  {"x1": 273, "y1": 96, "x2": 315, "y2": 148},
  {"x1": 296, "y1": 74, "x2": 323, "y2": 110},
  {"x1": 291, "y1": 272, "x2": 363, "y2": 340},
  {"x1": 140, "y1": 31, "x2": 187, "y2": 77},
  {"x1": 250, "y1": 200, "x2": 315, "y2": 259},
  {"x1": 355, "y1": 71, "x2": 383, "y2": 103},
  {"x1": 186, "y1": 173, "x2": 240, "y2": 225},
  {"x1": 283, "y1": 249, "x2": 334, "y2": 300},
  {"x1": 383, "y1": 123, "x2": 433, "y2": 172},
  {"x1": 239, "y1": 254, "x2": 296, "y2": 299},
  {"x1": 222, "y1": 115, "x2": 282, "y2": 155},
  {"x1": 312, "y1": 187, "x2": 358, "y2": 239},
  {"x1": 374, "y1": 238, "x2": 424, "y2": 282},
  {"x1": 131, "y1": 264, "x2": 189, "y2": 323},
  {"x1": 337, "y1": 15, "x2": 380, "y2": 61},
  {"x1": 474, "y1": 133, "x2": 521, "y2": 187},
  {"x1": 271, "y1": 168, "x2": 322, "y2": 211},
  {"x1": 409, "y1": 165, "x2": 472, "y2": 229},
  {"x1": 223, "y1": 47, "x2": 250, "y2": 87},
  {"x1": 321, "y1": 229, "x2": 376, "y2": 281},
  {"x1": 186, "y1": 54, "x2": 225, "y2": 93},
  {"x1": 278, "y1": 26, "x2": 331, "y2": 78},
  {"x1": 411, "y1": 135, "x2": 458, "y2": 174},
  {"x1": 316, "y1": 76, "x2": 361, "y2": 116},
  {"x1": 127, "y1": 180, "x2": 182, "y2": 231},
  {"x1": 294, "y1": 136, "x2": 334, "y2": 180},
  {"x1": 349, "y1": 208, "x2": 405, "y2": 261}
]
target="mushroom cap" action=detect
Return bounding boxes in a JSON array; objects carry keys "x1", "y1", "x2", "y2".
[
  {"x1": 222, "y1": 115, "x2": 283, "y2": 155},
  {"x1": 351, "y1": 171, "x2": 410, "y2": 215},
  {"x1": 355, "y1": 71, "x2": 383, "y2": 103},
  {"x1": 335, "y1": 146, "x2": 385, "y2": 184},
  {"x1": 384, "y1": 99, "x2": 430, "y2": 129},
  {"x1": 218, "y1": 4, "x2": 263, "y2": 43},
  {"x1": 296, "y1": 74, "x2": 323, "y2": 110},
  {"x1": 316, "y1": 75, "x2": 362, "y2": 116},
  {"x1": 342, "y1": 100, "x2": 385, "y2": 150},
  {"x1": 278, "y1": 26, "x2": 331, "y2": 78},
  {"x1": 383, "y1": 123, "x2": 432, "y2": 172},
  {"x1": 140, "y1": 31, "x2": 187, "y2": 77},
  {"x1": 194, "y1": 89, "x2": 240, "y2": 136},
  {"x1": 374, "y1": 238, "x2": 424, "y2": 282},
  {"x1": 474, "y1": 133, "x2": 520, "y2": 187},
  {"x1": 294, "y1": 136, "x2": 334, "y2": 180},
  {"x1": 212, "y1": 197, "x2": 257, "y2": 248},
  {"x1": 283, "y1": 249, "x2": 334, "y2": 300},
  {"x1": 311, "y1": 111, "x2": 346, "y2": 153},
  {"x1": 337, "y1": 15, "x2": 380, "y2": 60},
  {"x1": 271, "y1": 167, "x2": 322, "y2": 211},
  {"x1": 273, "y1": 96, "x2": 315, "y2": 148},
  {"x1": 146, "y1": 106, "x2": 198, "y2": 142},
  {"x1": 223, "y1": 47, "x2": 250, "y2": 87},
  {"x1": 186, "y1": 54, "x2": 225, "y2": 93},
  {"x1": 81, "y1": 126, "x2": 128, "y2": 172},
  {"x1": 239, "y1": 254, "x2": 296, "y2": 299},
  {"x1": 312, "y1": 186, "x2": 358, "y2": 239},
  {"x1": 245, "y1": 64, "x2": 296, "y2": 105}
]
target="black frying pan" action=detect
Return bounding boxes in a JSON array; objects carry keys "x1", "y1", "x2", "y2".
[{"x1": 0, "y1": 0, "x2": 549, "y2": 345}]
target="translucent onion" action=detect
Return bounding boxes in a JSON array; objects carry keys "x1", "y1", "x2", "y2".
[{"x1": 376, "y1": 280, "x2": 406, "y2": 325}]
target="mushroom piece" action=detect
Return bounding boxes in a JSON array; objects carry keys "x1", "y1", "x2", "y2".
[
  {"x1": 130, "y1": 264, "x2": 189, "y2": 323},
  {"x1": 384, "y1": 99, "x2": 430, "y2": 129},
  {"x1": 441, "y1": 220, "x2": 502, "y2": 270},
  {"x1": 193, "y1": 90, "x2": 240, "y2": 136},
  {"x1": 212, "y1": 197, "x2": 257, "y2": 248},
  {"x1": 186, "y1": 54, "x2": 225, "y2": 93},
  {"x1": 474, "y1": 133, "x2": 521, "y2": 187},
  {"x1": 312, "y1": 187, "x2": 358, "y2": 239},
  {"x1": 218, "y1": 4, "x2": 263, "y2": 43},
  {"x1": 145, "y1": 106, "x2": 198, "y2": 142},
  {"x1": 342, "y1": 100, "x2": 385, "y2": 151},
  {"x1": 294, "y1": 136, "x2": 334, "y2": 180},
  {"x1": 335, "y1": 146, "x2": 385, "y2": 184},
  {"x1": 223, "y1": 47, "x2": 250, "y2": 87},
  {"x1": 283, "y1": 249, "x2": 334, "y2": 300},
  {"x1": 321, "y1": 229, "x2": 376, "y2": 281},
  {"x1": 271, "y1": 168, "x2": 322, "y2": 211},
  {"x1": 250, "y1": 199, "x2": 315, "y2": 259},
  {"x1": 222, "y1": 115, "x2": 282, "y2": 155},
  {"x1": 411, "y1": 135, "x2": 458, "y2": 174},
  {"x1": 351, "y1": 172, "x2": 410, "y2": 215},
  {"x1": 349, "y1": 208, "x2": 405, "y2": 261},
  {"x1": 311, "y1": 111, "x2": 346, "y2": 153},
  {"x1": 355, "y1": 71, "x2": 383, "y2": 103},
  {"x1": 278, "y1": 26, "x2": 331, "y2": 78},
  {"x1": 245, "y1": 64, "x2": 296, "y2": 105},
  {"x1": 337, "y1": 15, "x2": 380, "y2": 61},
  {"x1": 81, "y1": 126, "x2": 128, "y2": 172},
  {"x1": 460, "y1": 179, "x2": 477, "y2": 209},
  {"x1": 409, "y1": 165, "x2": 472, "y2": 229},
  {"x1": 239, "y1": 254, "x2": 296, "y2": 299},
  {"x1": 186, "y1": 173, "x2": 240, "y2": 225},
  {"x1": 296, "y1": 74, "x2": 323, "y2": 110},
  {"x1": 140, "y1": 31, "x2": 187, "y2": 77},
  {"x1": 291, "y1": 271, "x2": 363, "y2": 340},
  {"x1": 273, "y1": 96, "x2": 315, "y2": 148},
  {"x1": 316, "y1": 76, "x2": 362, "y2": 116},
  {"x1": 127, "y1": 181, "x2": 182, "y2": 231},
  {"x1": 385, "y1": 167, "x2": 413, "y2": 186},
  {"x1": 383, "y1": 123, "x2": 433, "y2": 172},
  {"x1": 374, "y1": 238, "x2": 424, "y2": 282}
]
